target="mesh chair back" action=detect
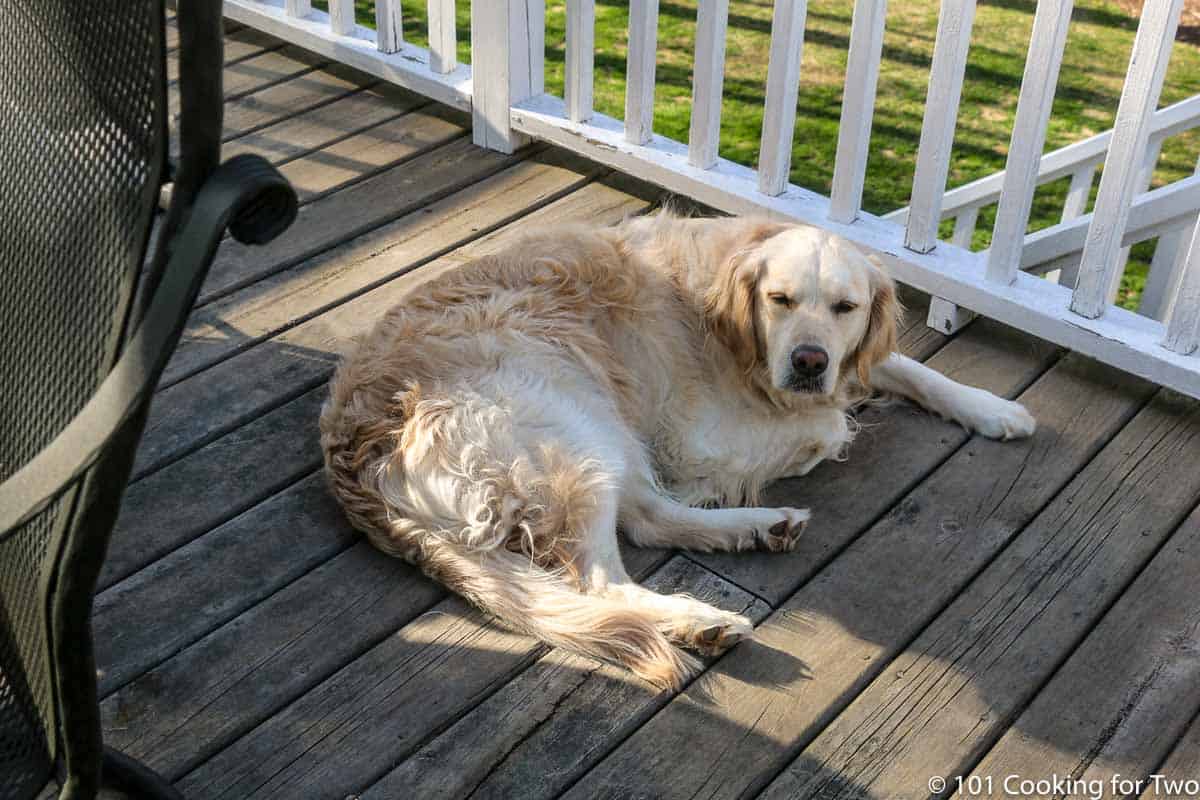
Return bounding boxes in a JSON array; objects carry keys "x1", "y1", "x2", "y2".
[{"x1": 0, "y1": 2, "x2": 165, "y2": 796}]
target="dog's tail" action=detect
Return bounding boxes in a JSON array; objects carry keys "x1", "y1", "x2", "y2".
[{"x1": 421, "y1": 539, "x2": 700, "y2": 690}]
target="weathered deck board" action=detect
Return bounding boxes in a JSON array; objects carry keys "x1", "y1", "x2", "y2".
[
  {"x1": 94, "y1": 471, "x2": 355, "y2": 696},
  {"x1": 196, "y1": 136, "x2": 521, "y2": 306},
  {"x1": 1147, "y1": 716, "x2": 1200, "y2": 798},
  {"x1": 103, "y1": 532, "x2": 445, "y2": 780},
  {"x1": 102, "y1": 388, "x2": 324, "y2": 590},
  {"x1": 175, "y1": 546, "x2": 672, "y2": 800},
  {"x1": 361, "y1": 558, "x2": 773, "y2": 800},
  {"x1": 755, "y1": 391, "x2": 1200, "y2": 800},
  {"x1": 166, "y1": 151, "x2": 605, "y2": 386},
  {"x1": 209, "y1": 45, "x2": 324, "y2": 101},
  {"x1": 168, "y1": 46, "x2": 326, "y2": 126},
  {"x1": 166, "y1": 26, "x2": 282, "y2": 83},
  {"x1": 219, "y1": 84, "x2": 419, "y2": 165},
  {"x1": 210, "y1": 62, "x2": 376, "y2": 150},
  {"x1": 277, "y1": 109, "x2": 466, "y2": 204},
  {"x1": 965, "y1": 501, "x2": 1200, "y2": 796}
]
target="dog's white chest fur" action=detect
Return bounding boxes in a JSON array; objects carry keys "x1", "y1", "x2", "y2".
[{"x1": 656, "y1": 389, "x2": 852, "y2": 506}]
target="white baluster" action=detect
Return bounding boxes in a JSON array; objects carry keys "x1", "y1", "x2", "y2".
[
  {"x1": 688, "y1": 0, "x2": 730, "y2": 169},
  {"x1": 285, "y1": 0, "x2": 312, "y2": 18},
  {"x1": 986, "y1": 0, "x2": 1074, "y2": 285},
  {"x1": 1071, "y1": 0, "x2": 1183, "y2": 319},
  {"x1": 566, "y1": 0, "x2": 595, "y2": 123},
  {"x1": 906, "y1": 0, "x2": 977, "y2": 253},
  {"x1": 1162, "y1": 217, "x2": 1200, "y2": 354},
  {"x1": 625, "y1": 0, "x2": 660, "y2": 144},
  {"x1": 829, "y1": 0, "x2": 888, "y2": 223},
  {"x1": 328, "y1": 0, "x2": 355, "y2": 35},
  {"x1": 1141, "y1": 155, "x2": 1200, "y2": 320},
  {"x1": 376, "y1": 0, "x2": 403, "y2": 54},
  {"x1": 428, "y1": 0, "x2": 457, "y2": 73},
  {"x1": 758, "y1": 0, "x2": 808, "y2": 196}
]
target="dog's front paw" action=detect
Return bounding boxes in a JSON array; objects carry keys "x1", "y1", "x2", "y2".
[
  {"x1": 755, "y1": 507, "x2": 810, "y2": 552},
  {"x1": 962, "y1": 389, "x2": 1036, "y2": 440}
]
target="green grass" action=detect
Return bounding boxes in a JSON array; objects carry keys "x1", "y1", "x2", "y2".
[{"x1": 316, "y1": 0, "x2": 1200, "y2": 309}]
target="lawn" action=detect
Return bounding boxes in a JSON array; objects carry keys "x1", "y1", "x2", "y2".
[{"x1": 319, "y1": 0, "x2": 1200, "y2": 309}]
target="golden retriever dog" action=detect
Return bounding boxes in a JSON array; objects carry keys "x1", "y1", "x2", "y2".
[{"x1": 320, "y1": 213, "x2": 1035, "y2": 689}]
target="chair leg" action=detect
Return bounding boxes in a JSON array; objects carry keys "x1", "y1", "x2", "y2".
[{"x1": 101, "y1": 747, "x2": 184, "y2": 800}]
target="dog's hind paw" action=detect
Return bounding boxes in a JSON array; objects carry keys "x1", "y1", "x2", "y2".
[
  {"x1": 755, "y1": 507, "x2": 810, "y2": 552},
  {"x1": 679, "y1": 612, "x2": 754, "y2": 656}
]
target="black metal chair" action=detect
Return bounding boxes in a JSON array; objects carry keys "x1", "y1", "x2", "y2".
[{"x1": 0, "y1": 2, "x2": 297, "y2": 798}]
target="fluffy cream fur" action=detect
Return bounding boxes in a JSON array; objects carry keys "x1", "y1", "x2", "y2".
[{"x1": 319, "y1": 213, "x2": 1036, "y2": 689}]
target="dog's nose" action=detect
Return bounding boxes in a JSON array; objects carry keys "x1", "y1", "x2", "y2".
[{"x1": 791, "y1": 345, "x2": 829, "y2": 377}]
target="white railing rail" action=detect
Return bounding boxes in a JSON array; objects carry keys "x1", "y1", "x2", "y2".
[{"x1": 224, "y1": 0, "x2": 1200, "y2": 397}]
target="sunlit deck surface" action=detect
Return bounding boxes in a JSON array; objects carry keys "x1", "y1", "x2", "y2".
[{"x1": 97, "y1": 20, "x2": 1200, "y2": 800}]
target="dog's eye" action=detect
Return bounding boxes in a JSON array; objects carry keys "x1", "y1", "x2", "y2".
[
  {"x1": 832, "y1": 300, "x2": 858, "y2": 315},
  {"x1": 768, "y1": 293, "x2": 792, "y2": 308}
]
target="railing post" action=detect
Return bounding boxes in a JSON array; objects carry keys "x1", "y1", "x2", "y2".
[
  {"x1": 1060, "y1": 165, "x2": 1096, "y2": 222},
  {"x1": 908, "y1": 0, "x2": 977, "y2": 336},
  {"x1": 1043, "y1": 165, "x2": 1095, "y2": 286},
  {"x1": 472, "y1": 0, "x2": 545, "y2": 154},
  {"x1": 926, "y1": 209, "x2": 979, "y2": 333}
]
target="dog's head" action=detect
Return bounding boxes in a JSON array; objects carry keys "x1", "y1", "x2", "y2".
[{"x1": 704, "y1": 223, "x2": 899, "y2": 399}]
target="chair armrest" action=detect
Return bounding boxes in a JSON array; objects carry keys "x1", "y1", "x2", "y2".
[{"x1": 0, "y1": 154, "x2": 297, "y2": 535}]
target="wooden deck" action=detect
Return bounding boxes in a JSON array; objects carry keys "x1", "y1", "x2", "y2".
[{"x1": 98, "y1": 22, "x2": 1200, "y2": 799}]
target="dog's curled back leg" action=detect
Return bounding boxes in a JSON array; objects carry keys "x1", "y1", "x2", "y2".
[
  {"x1": 419, "y1": 539, "x2": 700, "y2": 690},
  {"x1": 321, "y1": 382, "x2": 700, "y2": 691}
]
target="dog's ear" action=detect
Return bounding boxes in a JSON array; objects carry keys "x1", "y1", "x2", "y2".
[
  {"x1": 703, "y1": 226, "x2": 777, "y2": 372},
  {"x1": 852, "y1": 254, "x2": 901, "y2": 387}
]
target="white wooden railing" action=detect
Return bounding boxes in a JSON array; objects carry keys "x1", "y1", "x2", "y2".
[{"x1": 223, "y1": 0, "x2": 1200, "y2": 399}]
